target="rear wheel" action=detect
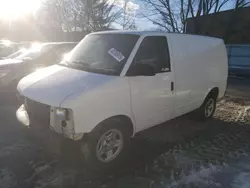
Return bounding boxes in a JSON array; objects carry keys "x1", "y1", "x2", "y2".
[
  {"x1": 82, "y1": 118, "x2": 131, "y2": 171},
  {"x1": 197, "y1": 94, "x2": 216, "y2": 120}
]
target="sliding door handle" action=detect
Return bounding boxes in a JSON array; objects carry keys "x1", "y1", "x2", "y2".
[{"x1": 171, "y1": 82, "x2": 174, "y2": 91}]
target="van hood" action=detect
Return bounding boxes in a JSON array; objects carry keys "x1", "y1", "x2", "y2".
[{"x1": 17, "y1": 64, "x2": 115, "y2": 107}]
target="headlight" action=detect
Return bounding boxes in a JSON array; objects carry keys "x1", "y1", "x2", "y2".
[{"x1": 55, "y1": 108, "x2": 69, "y2": 120}]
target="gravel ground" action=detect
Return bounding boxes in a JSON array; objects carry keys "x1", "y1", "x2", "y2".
[{"x1": 0, "y1": 79, "x2": 250, "y2": 188}]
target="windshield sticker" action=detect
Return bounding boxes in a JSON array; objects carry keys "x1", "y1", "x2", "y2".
[{"x1": 108, "y1": 48, "x2": 125, "y2": 62}]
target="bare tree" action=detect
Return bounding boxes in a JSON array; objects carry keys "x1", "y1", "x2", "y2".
[
  {"x1": 139, "y1": 0, "x2": 234, "y2": 32},
  {"x1": 214, "y1": 0, "x2": 231, "y2": 13},
  {"x1": 89, "y1": 0, "x2": 122, "y2": 31},
  {"x1": 40, "y1": 0, "x2": 122, "y2": 34},
  {"x1": 139, "y1": 0, "x2": 181, "y2": 32},
  {"x1": 74, "y1": 0, "x2": 124, "y2": 31},
  {"x1": 119, "y1": 0, "x2": 138, "y2": 30},
  {"x1": 41, "y1": 0, "x2": 66, "y2": 31},
  {"x1": 235, "y1": 0, "x2": 250, "y2": 8}
]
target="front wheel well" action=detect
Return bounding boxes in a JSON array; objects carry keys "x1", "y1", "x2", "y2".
[{"x1": 91, "y1": 115, "x2": 134, "y2": 137}]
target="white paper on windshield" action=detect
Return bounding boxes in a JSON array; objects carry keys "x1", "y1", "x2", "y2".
[{"x1": 108, "y1": 48, "x2": 125, "y2": 62}]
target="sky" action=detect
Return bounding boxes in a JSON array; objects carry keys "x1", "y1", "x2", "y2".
[
  {"x1": 0, "y1": 0, "x2": 41, "y2": 21},
  {"x1": 0, "y1": 0, "x2": 154, "y2": 30},
  {"x1": 0, "y1": 0, "x2": 243, "y2": 30},
  {"x1": 111, "y1": 0, "x2": 157, "y2": 30}
]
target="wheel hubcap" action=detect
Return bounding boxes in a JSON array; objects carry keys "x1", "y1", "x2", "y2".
[
  {"x1": 96, "y1": 129, "x2": 123, "y2": 163},
  {"x1": 205, "y1": 98, "x2": 215, "y2": 117}
]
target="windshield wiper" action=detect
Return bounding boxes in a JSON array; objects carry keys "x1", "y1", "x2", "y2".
[
  {"x1": 61, "y1": 60, "x2": 90, "y2": 69},
  {"x1": 71, "y1": 60, "x2": 86, "y2": 64},
  {"x1": 60, "y1": 60, "x2": 117, "y2": 75}
]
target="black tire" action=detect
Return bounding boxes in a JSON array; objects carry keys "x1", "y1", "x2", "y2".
[
  {"x1": 81, "y1": 118, "x2": 131, "y2": 172},
  {"x1": 197, "y1": 94, "x2": 216, "y2": 121}
]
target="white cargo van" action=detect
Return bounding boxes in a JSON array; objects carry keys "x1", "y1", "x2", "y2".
[{"x1": 16, "y1": 31, "x2": 228, "y2": 169}]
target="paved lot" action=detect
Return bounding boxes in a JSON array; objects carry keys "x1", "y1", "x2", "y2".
[
  {"x1": 0, "y1": 77, "x2": 249, "y2": 188},
  {"x1": 227, "y1": 76, "x2": 250, "y2": 99}
]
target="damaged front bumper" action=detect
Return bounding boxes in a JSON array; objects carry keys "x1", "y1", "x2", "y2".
[{"x1": 16, "y1": 104, "x2": 84, "y2": 141}]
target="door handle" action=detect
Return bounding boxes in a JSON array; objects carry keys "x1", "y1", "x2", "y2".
[{"x1": 171, "y1": 82, "x2": 174, "y2": 91}]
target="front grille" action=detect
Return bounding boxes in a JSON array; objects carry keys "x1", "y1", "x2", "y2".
[{"x1": 25, "y1": 98, "x2": 50, "y2": 125}]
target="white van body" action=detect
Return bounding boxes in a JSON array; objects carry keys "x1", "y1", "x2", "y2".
[{"x1": 16, "y1": 31, "x2": 228, "y2": 141}]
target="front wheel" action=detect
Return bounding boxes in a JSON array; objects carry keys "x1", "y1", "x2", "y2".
[
  {"x1": 81, "y1": 118, "x2": 131, "y2": 171},
  {"x1": 198, "y1": 95, "x2": 216, "y2": 120}
]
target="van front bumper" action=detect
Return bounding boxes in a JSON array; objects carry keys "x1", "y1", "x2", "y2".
[
  {"x1": 16, "y1": 104, "x2": 84, "y2": 141},
  {"x1": 16, "y1": 104, "x2": 65, "y2": 154},
  {"x1": 16, "y1": 104, "x2": 30, "y2": 127}
]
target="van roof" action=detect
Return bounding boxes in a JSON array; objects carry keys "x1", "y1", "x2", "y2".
[{"x1": 89, "y1": 30, "x2": 221, "y2": 40}]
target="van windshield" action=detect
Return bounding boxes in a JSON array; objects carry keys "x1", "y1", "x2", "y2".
[{"x1": 61, "y1": 34, "x2": 139, "y2": 75}]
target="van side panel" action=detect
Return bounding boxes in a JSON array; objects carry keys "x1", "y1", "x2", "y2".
[{"x1": 167, "y1": 34, "x2": 228, "y2": 118}]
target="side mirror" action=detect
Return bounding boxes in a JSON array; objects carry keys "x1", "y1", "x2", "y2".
[{"x1": 128, "y1": 63, "x2": 156, "y2": 76}]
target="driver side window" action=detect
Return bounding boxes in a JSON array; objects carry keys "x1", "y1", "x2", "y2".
[{"x1": 127, "y1": 36, "x2": 170, "y2": 76}]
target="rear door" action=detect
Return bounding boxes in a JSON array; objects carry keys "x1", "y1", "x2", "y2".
[{"x1": 126, "y1": 36, "x2": 175, "y2": 132}]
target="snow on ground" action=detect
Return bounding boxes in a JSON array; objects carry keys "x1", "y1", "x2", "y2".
[{"x1": 0, "y1": 169, "x2": 17, "y2": 188}]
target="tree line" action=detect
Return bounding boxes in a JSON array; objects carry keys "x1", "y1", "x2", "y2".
[
  {"x1": 0, "y1": 0, "x2": 249, "y2": 41},
  {"x1": 40, "y1": 0, "x2": 137, "y2": 32},
  {"x1": 40, "y1": 0, "x2": 250, "y2": 33}
]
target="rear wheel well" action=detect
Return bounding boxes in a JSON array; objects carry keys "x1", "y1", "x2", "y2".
[
  {"x1": 92, "y1": 115, "x2": 134, "y2": 137},
  {"x1": 209, "y1": 87, "x2": 219, "y2": 100}
]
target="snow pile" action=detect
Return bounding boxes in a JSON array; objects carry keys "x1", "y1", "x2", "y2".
[
  {"x1": 167, "y1": 164, "x2": 223, "y2": 188},
  {"x1": 0, "y1": 169, "x2": 16, "y2": 188}
]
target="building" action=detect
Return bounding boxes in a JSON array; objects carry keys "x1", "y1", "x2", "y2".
[{"x1": 186, "y1": 6, "x2": 250, "y2": 44}]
